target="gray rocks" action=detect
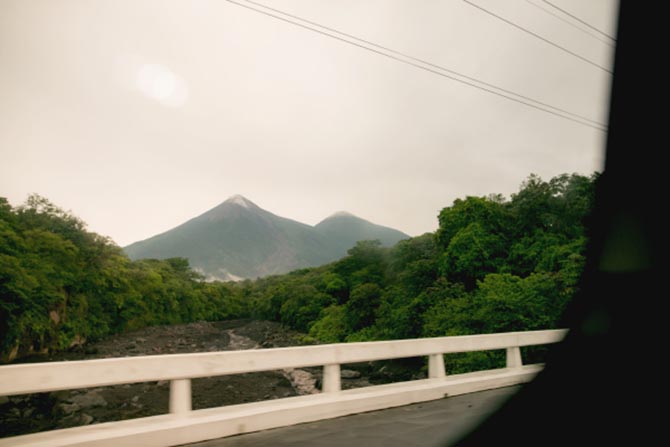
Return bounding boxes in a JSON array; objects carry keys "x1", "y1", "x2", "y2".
[
  {"x1": 58, "y1": 403, "x2": 80, "y2": 414},
  {"x1": 61, "y1": 412, "x2": 94, "y2": 428},
  {"x1": 80, "y1": 413, "x2": 94, "y2": 425},
  {"x1": 69, "y1": 391, "x2": 107, "y2": 408},
  {"x1": 341, "y1": 369, "x2": 361, "y2": 379}
]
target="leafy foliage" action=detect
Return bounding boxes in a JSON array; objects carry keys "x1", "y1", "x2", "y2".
[
  {"x1": 0, "y1": 196, "x2": 249, "y2": 361},
  {"x1": 242, "y1": 173, "x2": 598, "y2": 372},
  {"x1": 1, "y1": 172, "x2": 597, "y2": 372}
]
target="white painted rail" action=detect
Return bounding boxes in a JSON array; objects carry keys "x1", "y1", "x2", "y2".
[{"x1": 0, "y1": 329, "x2": 566, "y2": 447}]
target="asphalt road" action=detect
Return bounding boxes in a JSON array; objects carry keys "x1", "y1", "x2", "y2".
[{"x1": 185, "y1": 386, "x2": 520, "y2": 447}]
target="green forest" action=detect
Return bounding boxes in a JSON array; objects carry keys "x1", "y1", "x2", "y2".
[
  {"x1": 1, "y1": 173, "x2": 597, "y2": 368},
  {"x1": 0, "y1": 195, "x2": 246, "y2": 362}
]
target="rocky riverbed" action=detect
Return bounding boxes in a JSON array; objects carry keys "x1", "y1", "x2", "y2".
[{"x1": 0, "y1": 319, "x2": 389, "y2": 438}]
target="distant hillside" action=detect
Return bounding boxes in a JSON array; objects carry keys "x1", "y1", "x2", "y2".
[
  {"x1": 124, "y1": 196, "x2": 409, "y2": 280},
  {"x1": 315, "y1": 211, "x2": 410, "y2": 259}
]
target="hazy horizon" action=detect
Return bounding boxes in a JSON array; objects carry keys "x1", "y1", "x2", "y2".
[{"x1": 1, "y1": 0, "x2": 617, "y2": 246}]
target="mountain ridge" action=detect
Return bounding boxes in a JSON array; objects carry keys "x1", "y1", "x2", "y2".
[{"x1": 124, "y1": 195, "x2": 409, "y2": 281}]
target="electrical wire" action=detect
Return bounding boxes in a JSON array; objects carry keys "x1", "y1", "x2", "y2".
[
  {"x1": 525, "y1": 0, "x2": 615, "y2": 47},
  {"x1": 462, "y1": 0, "x2": 612, "y2": 74},
  {"x1": 244, "y1": 0, "x2": 604, "y2": 127},
  {"x1": 224, "y1": 0, "x2": 607, "y2": 131},
  {"x1": 541, "y1": 0, "x2": 616, "y2": 41}
]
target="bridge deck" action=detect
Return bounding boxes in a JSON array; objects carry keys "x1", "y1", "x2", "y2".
[{"x1": 185, "y1": 386, "x2": 519, "y2": 447}]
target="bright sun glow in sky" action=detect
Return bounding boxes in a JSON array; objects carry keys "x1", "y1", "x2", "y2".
[
  {"x1": 136, "y1": 63, "x2": 189, "y2": 107},
  {"x1": 0, "y1": 0, "x2": 618, "y2": 246}
]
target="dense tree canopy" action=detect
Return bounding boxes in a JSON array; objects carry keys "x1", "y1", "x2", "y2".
[
  {"x1": 1, "y1": 173, "x2": 597, "y2": 370},
  {"x1": 243, "y1": 173, "x2": 598, "y2": 370},
  {"x1": 0, "y1": 195, "x2": 247, "y2": 361}
]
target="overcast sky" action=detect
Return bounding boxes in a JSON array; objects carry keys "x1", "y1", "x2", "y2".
[{"x1": 0, "y1": 0, "x2": 618, "y2": 246}]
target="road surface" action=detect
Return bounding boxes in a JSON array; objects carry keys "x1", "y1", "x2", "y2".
[{"x1": 185, "y1": 386, "x2": 520, "y2": 447}]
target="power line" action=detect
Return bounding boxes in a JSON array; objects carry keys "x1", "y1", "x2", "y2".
[
  {"x1": 244, "y1": 0, "x2": 603, "y2": 128},
  {"x1": 525, "y1": 0, "x2": 615, "y2": 47},
  {"x1": 462, "y1": 0, "x2": 612, "y2": 74},
  {"x1": 541, "y1": 0, "x2": 616, "y2": 41},
  {"x1": 224, "y1": 0, "x2": 607, "y2": 131},
  {"x1": 229, "y1": 0, "x2": 606, "y2": 131}
]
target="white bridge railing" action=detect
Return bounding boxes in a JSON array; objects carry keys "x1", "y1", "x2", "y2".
[{"x1": 0, "y1": 329, "x2": 566, "y2": 447}]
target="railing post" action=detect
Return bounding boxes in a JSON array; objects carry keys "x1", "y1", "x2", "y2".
[
  {"x1": 170, "y1": 379, "x2": 192, "y2": 415},
  {"x1": 506, "y1": 347, "x2": 522, "y2": 369},
  {"x1": 428, "y1": 353, "x2": 446, "y2": 378},
  {"x1": 322, "y1": 364, "x2": 341, "y2": 393}
]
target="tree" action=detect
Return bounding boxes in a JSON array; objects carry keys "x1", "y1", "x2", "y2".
[
  {"x1": 471, "y1": 273, "x2": 563, "y2": 333},
  {"x1": 280, "y1": 284, "x2": 334, "y2": 332},
  {"x1": 436, "y1": 196, "x2": 509, "y2": 249},
  {"x1": 344, "y1": 283, "x2": 382, "y2": 332},
  {"x1": 388, "y1": 234, "x2": 439, "y2": 296},
  {"x1": 1, "y1": 172, "x2": 597, "y2": 364},
  {"x1": 440, "y1": 222, "x2": 507, "y2": 288},
  {"x1": 308, "y1": 305, "x2": 347, "y2": 343},
  {"x1": 334, "y1": 240, "x2": 387, "y2": 288},
  {"x1": 1, "y1": 195, "x2": 251, "y2": 361},
  {"x1": 322, "y1": 272, "x2": 348, "y2": 303}
]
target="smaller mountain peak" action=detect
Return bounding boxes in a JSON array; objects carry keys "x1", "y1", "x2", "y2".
[
  {"x1": 329, "y1": 211, "x2": 356, "y2": 218},
  {"x1": 316, "y1": 211, "x2": 362, "y2": 227},
  {"x1": 225, "y1": 194, "x2": 254, "y2": 209}
]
